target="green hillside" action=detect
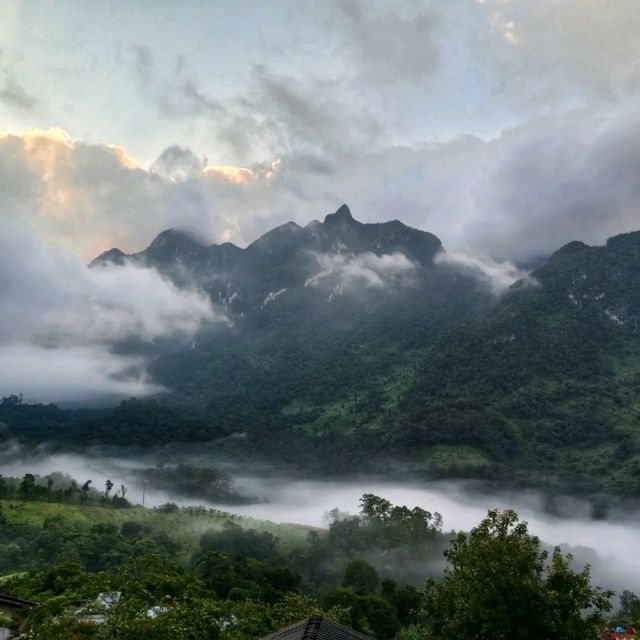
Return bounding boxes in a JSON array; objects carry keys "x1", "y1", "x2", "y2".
[{"x1": 5, "y1": 217, "x2": 640, "y2": 497}]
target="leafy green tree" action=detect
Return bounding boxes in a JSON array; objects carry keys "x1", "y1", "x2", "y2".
[
  {"x1": 321, "y1": 587, "x2": 401, "y2": 640},
  {"x1": 380, "y1": 579, "x2": 421, "y2": 626},
  {"x1": 105, "y1": 598, "x2": 221, "y2": 640},
  {"x1": 342, "y1": 560, "x2": 379, "y2": 595},
  {"x1": 421, "y1": 509, "x2": 612, "y2": 640},
  {"x1": 18, "y1": 473, "x2": 38, "y2": 500},
  {"x1": 614, "y1": 590, "x2": 640, "y2": 626},
  {"x1": 199, "y1": 521, "x2": 281, "y2": 563}
]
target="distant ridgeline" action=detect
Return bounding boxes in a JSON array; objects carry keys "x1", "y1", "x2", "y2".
[{"x1": 5, "y1": 205, "x2": 640, "y2": 496}]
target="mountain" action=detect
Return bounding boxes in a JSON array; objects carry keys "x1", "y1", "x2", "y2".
[
  {"x1": 91, "y1": 205, "x2": 495, "y2": 428},
  {"x1": 390, "y1": 230, "x2": 640, "y2": 494},
  {"x1": 63, "y1": 208, "x2": 640, "y2": 495},
  {"x1": 92, "y1": 204, "x2": 448, "y2": 311}
]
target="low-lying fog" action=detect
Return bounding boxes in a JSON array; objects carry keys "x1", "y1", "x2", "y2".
[{"x1": 3, "y1": 447, "x2": 639, "y2": 595}]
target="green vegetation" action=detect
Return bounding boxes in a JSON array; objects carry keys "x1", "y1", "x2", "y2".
[
  {"x1": 137, "y1": 465, "x2": 254, "y2": 505},
  {"x1": 0, "y1": 489, "x2": 615, "y2": 639},
  {"x1": 6, "y1": 230, "x2": 640, "y2": 499},
  {"x1": 408, "y1": 510, "x2": 612, "y2": 640}
]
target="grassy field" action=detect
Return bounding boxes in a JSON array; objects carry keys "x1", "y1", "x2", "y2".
[{"x1": 0, "y1": 499, "x2": 313, "y2": 564}]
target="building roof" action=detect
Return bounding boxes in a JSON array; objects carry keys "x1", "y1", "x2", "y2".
[
  {"x1": 0, "y1": 594, "x2": 37, "y2": 609},
  {"x1": 263, "y1": 615, "x2": 375, "y2": 640}
]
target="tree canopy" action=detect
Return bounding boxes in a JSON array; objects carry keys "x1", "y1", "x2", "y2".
[{"x1": 418, "y1": 509, "x2": 612, "y2": 640}]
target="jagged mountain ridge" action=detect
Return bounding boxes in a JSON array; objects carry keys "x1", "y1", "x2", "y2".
[
  {"x1": 92, "y1": 204, "x2": 452, "y2": 316},
  {"x1": 91, "y1": 203, "x2": 496, "y2": 439}
]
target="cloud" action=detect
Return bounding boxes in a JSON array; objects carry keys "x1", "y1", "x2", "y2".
[
  {"x1": 323, "y1": 0, "x2": 441, "y2": 85},
  {"x1": 211, "y1": 65, "x2": 382, "y2": 162},
  {"x1": 434, "y1": 251, "x2": 535, "y2": 296},
  {"x1": 0, "y1": 128, "x2": 288, "y2": 256},
  {"x1": 0, "y1": 75, "x2": 38, "y2": 111},
  {"x1": 129, "y1": 41, "x2": 381, "y2": 164},
  {"x1": 0, "y1": 344, "x2": 162, "y2": 404},
  {"x1": 4, "y1": 106, "x2": 640, "y2": 270},
  {"x1": 0, "y1": 216, "x2": 221, "y2": 402},
  {"x1": 0, "y1": 48, "x2": 39, "y2": 112},
  {"x1": 132, "y1": 44, "x2": 153, "y2": 89},
  {"x1": 150, "y1": 145, "x2": 203, "y2": 181},
  {"x1": 476, "y1": 0, "x2": 640, "y2": 108},
  {"x1": 305, "y1": 251, "x2": 417, "y2": 293},
  {"x1": 453, "y1": 111, "x2": 640, "y2": 261},
  {"x1": 286, "y1": 110, "x2": 640, "y2": 262}
]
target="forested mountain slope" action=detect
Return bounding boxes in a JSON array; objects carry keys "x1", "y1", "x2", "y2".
[
  {"x1": 93, "y1": 205, "x2": 495, "y2": 432},
  {"x1": 7, "y1": 209, "x2": 640, "y2": 495},
  {"x1": 391, "y1": 231, "x2": 640, "y2": 494}
]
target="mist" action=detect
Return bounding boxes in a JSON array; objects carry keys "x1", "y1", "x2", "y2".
[
  {"x1": 2, "y1": 445, "x2": 639, "y2": 596},
  {"x1": 0, "y1": 216, "x2": 221, "y2": 402}
]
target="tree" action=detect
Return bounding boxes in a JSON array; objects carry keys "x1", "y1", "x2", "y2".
[
  {"x1": 80, "y1": 480, "x2": 92, "y2": 503},
  {"x1": 421, "y1": 509, "x2": 612, "y2": 640},
  {"x1": 617, "y1": 591, "x2": 640, "y2": 625},
  {"x1": 321, "y1": 588, "x2": 401, "y2": 640},
  {"x1": 342, "y1": 559, "x2": 379, "y2": 595},
  {"x1": 18, "y1": 473, "x2": 38, "y2": 501}
]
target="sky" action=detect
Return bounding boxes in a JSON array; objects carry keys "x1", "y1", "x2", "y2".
[{"x1": 2, "y1": 0, "x2": 640, "y2": 399}]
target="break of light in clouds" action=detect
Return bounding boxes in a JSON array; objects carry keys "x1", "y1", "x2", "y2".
[
  {"x1": 1, "y1": 0, "x2": 640, "y2": 398},
  {"x1": 2, "y1": 0, "x2": 640, "y2": 259}
]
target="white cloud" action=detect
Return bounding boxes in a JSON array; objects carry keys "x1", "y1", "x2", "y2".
[
  {"x1": 0, "y1": 216, "x2": 222, "y2": 402},
  {"x1": 320, "y1": 0, "x2": 441, "y2": 85},
  {"x1": 476, "y1": 0, "x2": 640, "y2": 108},
  {"x1": 0, "y1": 344, "x2": 163, "y2": 404},
  {"x1": 434, "y1": 251, "x2": 535, "y2": 296},
  {"x1": 3, "y1": 108, "x2": 640, "y2": 272},
  {"x1": 305, "y1": 251, "x2": 417, "y2": 292}
]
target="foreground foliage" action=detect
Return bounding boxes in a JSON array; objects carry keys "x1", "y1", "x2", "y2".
[
  {"x1": 0, "y1": 489, "x2": 618, "y2": 639},
  {"x1": 418, "y1": 510, "x2": 612, "y2": 640}
]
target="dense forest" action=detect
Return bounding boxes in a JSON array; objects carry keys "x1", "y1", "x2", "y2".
[
  {"x1": 0, "y1": 475, "x2": 629, "y2": 639},
  {"x1": 6, "y1": 214, "x2": 639, "y2": 498}
]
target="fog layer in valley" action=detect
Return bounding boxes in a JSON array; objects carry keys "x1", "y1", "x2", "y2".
[{"x1": 3, "y1": 447, "x2": 639, "y2": 596}]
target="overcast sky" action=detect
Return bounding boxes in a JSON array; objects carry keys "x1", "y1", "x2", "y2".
[
  {"x1": 2, "y1": 0, "x2": 640, "y2": 400},
  {"x1": 2, "y1": 0, "x2": 640, "y2": 261}
]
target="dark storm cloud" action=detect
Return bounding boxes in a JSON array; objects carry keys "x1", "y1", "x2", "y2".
[{"x1": 459, "y1": 111, "x2": 640, "y2": 260}]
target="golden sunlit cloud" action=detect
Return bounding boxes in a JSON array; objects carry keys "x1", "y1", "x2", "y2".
[
  {"x1": 0, "y1": 129, "x2": 142, "y2": 169},
  {"x1": 0, "y1": 127, "x2": 74, "y2": 145},
  {"x1": 106, "y1": 144, "x2": 141, "y2": 169},
  {"x1": 0, "y1": 126, "x2": 284, "y2": 260},
  {"x1": 202, "y1": 158, "x2": 282, "y2": 184},
  {"x1": 203, "y1": 164, "x2": 255, "y2": 184}
]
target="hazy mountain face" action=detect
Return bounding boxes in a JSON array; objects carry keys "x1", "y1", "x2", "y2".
[
  {"x1": 90, "y1": 205, "x2": 496, "y2": 416},
  {"x1": 80, "y1": 211, "x2": 640, "y2": 495},
  {"x1": 93, "y1": 204, "x2": 449, "y2": 312}
]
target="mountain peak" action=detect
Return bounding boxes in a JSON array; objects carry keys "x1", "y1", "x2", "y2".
[
  {"x1": 323, "y1": 204, "x2": 354, "y2": 225},
  {"x1": 547, "y1": 240, "x2": 590, "y2": 264},
  {"x1": 148, "y1": 228, "x2": 203, "y2": 251},
  {"x1": 89, "y1": 247, "x2": 127, "y2": 268}
]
